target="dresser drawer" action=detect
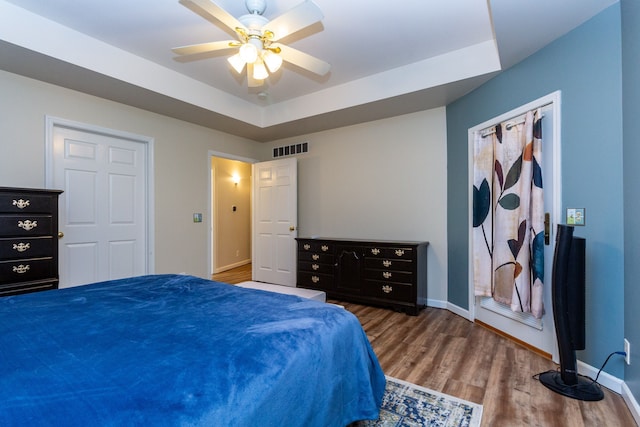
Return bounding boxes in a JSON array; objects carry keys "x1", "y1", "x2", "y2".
[
  {"x1": 365, "y1": 246, "x2": 414, "y2": 260},
  {"x1": 0, "y1": 258, "x2": 55, "y2": 284},
  {"x1": 0, "y1": 279, "x2": 58, "y2": 297},
  {"x1": 364, "y1": 280, "x2": 413, "y2": 302},
  {"x1": 298, "y1": 240, "x2": 334, "y2": 254},
  {"x1": 0, "y1": 215, "x2": 53, "y2": 237},
  {"x1": 298, "y1": 271, "x2": 333, "y2": 290},
  {"x1": 298, "y1": 251, "x2": 334, "y2": 264},
  {"x1": 364, "y1": 269, "x2": 413, "y2": 283},
  {"x1": 0, "y1": 192, "x2": 56, "y2": 213},
  {"x1": 299, "y1": 260, "x2": 334, "y2": 275},
  {"x1": 0, "y1": 236, "x2": 54, "y2": 260},
  {"x1": 364, "y1": 258, "x2": 413, "y2": 272}
]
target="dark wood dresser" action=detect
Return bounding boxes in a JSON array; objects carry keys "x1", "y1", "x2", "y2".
[
  {"x1": 296, "y1": 237, "x2": 428, "y2": 315},
  {"x1": 0, "y1": 187, "x2": 63, "y2": 296}
]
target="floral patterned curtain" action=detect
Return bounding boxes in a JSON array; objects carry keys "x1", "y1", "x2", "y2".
[{"x1": 473, "y1": 109, "x2": 545, "y2": 319}]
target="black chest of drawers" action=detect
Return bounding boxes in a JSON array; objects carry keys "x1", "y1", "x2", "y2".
[
  {"x1": 296, "y1": 238, "x2": 428, "y2": 315},
  {"x1": 0, "y1": 187, "x2": 63, "y2": 296}
]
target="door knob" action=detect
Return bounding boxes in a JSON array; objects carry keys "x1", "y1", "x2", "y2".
[
  {"x1": 289, "y1": 226, "x2": 295, "y2": 231},
  {"x1": 58, "y1": 231, "x2": 64, "y2": 239}
]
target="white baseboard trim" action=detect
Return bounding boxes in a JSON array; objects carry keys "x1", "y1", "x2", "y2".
[
  {"x1": 431, "y1": 299, "x2": 473, "y2": 321},
  {"x1": 622, "y1": 381, "x2": 640, "y2": 426},
  {"x1": 214, "y1": 259, "x2": 251, "y2": 274},
  {"x1": 577, "y1": 360, "x2": 622, "y2": 394}
]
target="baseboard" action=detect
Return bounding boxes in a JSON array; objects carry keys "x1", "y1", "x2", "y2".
[
  {"x1": 214, "y1": 259, "x2": 251, "y2": 274},
  {"x1": 577, "y1": 360, "x2": 623, "y2": 394},
  {"x1": 622, "y1": 381, "x2": 640, "y2": 426}
]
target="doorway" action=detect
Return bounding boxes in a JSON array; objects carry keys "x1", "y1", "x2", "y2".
[{"x1": 209, "y1": 152, "x2": 255, "y2": 276}]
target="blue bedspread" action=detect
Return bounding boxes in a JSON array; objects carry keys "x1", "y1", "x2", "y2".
[{"x1": 0, "y1": 274, "x2": 385, "y2": 426}]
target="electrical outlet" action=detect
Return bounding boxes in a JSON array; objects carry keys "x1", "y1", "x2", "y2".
[{"x1": 624, "y1": 338, "x2": 631, "y2": 365}]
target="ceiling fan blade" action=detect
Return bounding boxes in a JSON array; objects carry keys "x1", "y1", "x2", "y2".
[
  {"x1": 246, "y1": 63, "x2": 264, "y2": 87},
  {"x1": 172, "y1": 40, "x2": 238, "y2": 56},
  {"x1": 275, "y1": 44, "x2": 330, "y2": 76},
  {"x1": 266, "y1": 1, "x2": 323, "y2": 41},
  {"x1": 179, "y1": 0, "x2": 245, "y2": 33}
]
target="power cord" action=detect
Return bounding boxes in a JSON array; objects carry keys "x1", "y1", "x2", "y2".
[{"x1": 533, "y1": 351, "x2": 626, "y2": 386}]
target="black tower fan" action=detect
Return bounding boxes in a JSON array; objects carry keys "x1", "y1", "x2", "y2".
[{"x1": 538, "y1": 224, "x2": 603, "y2": 401}]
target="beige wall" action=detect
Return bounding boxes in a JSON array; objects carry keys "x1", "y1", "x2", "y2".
[
  {"x1": 256, "y1": 108, "x2": 449, "y2": 303},
  {"x1": 0, "y1": 70, "x2": 260, "y2": 279},
  {"x1": 1, "y1": 69, "x2": 449, "y2": 301},
  {"x1": 212, "y1": 157, "x2": 251, "y2": 272}
]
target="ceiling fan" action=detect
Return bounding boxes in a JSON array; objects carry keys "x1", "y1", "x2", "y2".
[{"x1": 172, "y1": 0, "x2": 330, "y2": 87}]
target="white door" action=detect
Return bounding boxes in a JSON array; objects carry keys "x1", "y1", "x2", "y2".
[
  {"x1": 469, "y1": 93, "x2": 561, "y2": 361},
  {"x1": 252, "y1": 158, "x2": 297, "y2": 286},
  {"x1": 51, "y1": 125, "x2": 148, "y2": 287}
]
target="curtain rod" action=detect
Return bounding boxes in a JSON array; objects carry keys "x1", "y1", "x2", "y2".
[{"x1": 479, "y1": 101, "x2": 552, "y2": 137}]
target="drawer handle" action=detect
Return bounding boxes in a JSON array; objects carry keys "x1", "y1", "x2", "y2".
[
  {"x1": 382, "y1": 285, "x2": 393, "y2": 294},
  {"x1": 395, "y1": 249, "x2": 405, "y2": 257},
  {"x1": 12, "y1": 199, "x2": 30, "y2": 209},
  {"x1": 371, "y1": 248, "x2": 380, "y2": 255},
  {"x1": 13, "y1": 242, "x2": 31, "y2": 252},
  {"x1": 13, "y1": 264, "x2": 30, "y2": 274},
  {"x1": 312, "y1": 254, "x2": 320, "y2": 261},
  {"x1": 311, "y1": 275, "x2": 320, "y2": 283},
  {"x1": 383, "y1": 260, "x2": 392, "y2": 268},
  {"x1": 18, "y1": 220, "x2": 38, "y2": 231},
  {"x1": 321, "y1": 245, "x2": 329, "y2": 252},
  {"x1": 303, "y1": 244, "x2": 311, "y2": 250},
  {"x1": 312, "y1": 263, "x2": 319, "y2": 270},
  {"x1": 383, "y1": 271, "x2": 392, "y2": 279}
]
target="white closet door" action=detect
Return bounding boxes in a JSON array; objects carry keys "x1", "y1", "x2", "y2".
[{"x1": 52, "y1": 126, "x2": 148, "y2": 287}]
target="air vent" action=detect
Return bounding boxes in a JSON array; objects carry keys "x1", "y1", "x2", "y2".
[{"x1": 273, "y1": 142, "x2": 308, "y2": 158}]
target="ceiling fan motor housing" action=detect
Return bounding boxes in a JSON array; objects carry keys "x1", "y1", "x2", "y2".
[{"x1": 245, "y1": 0, "x2": 267, "y2": 15}]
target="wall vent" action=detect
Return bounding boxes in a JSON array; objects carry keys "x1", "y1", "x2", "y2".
[{"x1": 273, "y1": 142, "x2": 308, "y2": 158}]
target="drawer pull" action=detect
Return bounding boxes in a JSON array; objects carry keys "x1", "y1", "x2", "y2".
[
  {"x1": 321, "y1": 245, "x2": 329, "y2": 252},
  {"x1": 13, "y1": 264, "x2": 30, "y2": 274},
  {"x1": 382, "y1": 285, "x2": 393, "y2": 294},
  {"x1": 395, "y1": 249, "x2": 405, "y2": 257},
  {"x1": 371, "y1": 248, "x2": 380, "y2": 255},
  {"x1": 312, "y1": 254, "x2": 320, "y2": 261},
  {"x1": 312, "y1": 263, "x2": 319, "y2": 270},
  {"x1": 303, "y1": 244, "x2": 311, "y2": 250},
  {"x1": 18, "y1": 220, "x2": 38, "y2": 231},
  {"x1": 311, "y1": 275, "x2": 320, "y2": 283},
  {"x1": 12, "y1": 199, "x2": 30, "y2": 209},
  {"x1": 383, "y1": 271, "x2": 392, "y2": 279},
  {"x1": 13, "y1": 242, "x2": 31, "y2": 252},
  {"x1": 383, "y1": 260, "x2": 392, "y2": 268}
]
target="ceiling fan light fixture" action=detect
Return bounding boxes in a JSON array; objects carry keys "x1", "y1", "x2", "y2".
[
  {"x1": 239, "y1": 42, "x2": 259, "y2": 64},
  {"x1": 227, "y1": 53, "x2": 246, "y2": 73},
  {"x1": 253, "y1": 59, "x2": 269, "y2": 80},
  {"x1": 262, "y1": 50, "x2": 282, "y2": 73}
]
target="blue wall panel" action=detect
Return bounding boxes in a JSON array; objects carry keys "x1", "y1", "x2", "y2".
[{"x1": 446, "y1": 4, "x2": 625, "y2": 377}]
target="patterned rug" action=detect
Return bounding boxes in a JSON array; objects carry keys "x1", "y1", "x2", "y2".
[{"x1": 355, "y1": 376, "x2": 483, "y2": 427}]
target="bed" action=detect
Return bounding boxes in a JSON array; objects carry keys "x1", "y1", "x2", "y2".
[{"x1": 0, "y1": 274, "x2": 385, "y2": 426}]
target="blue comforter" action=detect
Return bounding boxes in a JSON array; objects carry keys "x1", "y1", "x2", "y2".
[{"x1": 0, "y1": 274, "x2": 385, "y2": 426}]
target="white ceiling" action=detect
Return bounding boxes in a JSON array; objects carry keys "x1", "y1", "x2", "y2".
[{"x1": 0, "y1": 0, "x2": 617, "y2": 142}]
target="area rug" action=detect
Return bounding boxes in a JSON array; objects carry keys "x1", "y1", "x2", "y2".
[{"x1": 355, "y1": 376, "x2": 483, "y2": 427}]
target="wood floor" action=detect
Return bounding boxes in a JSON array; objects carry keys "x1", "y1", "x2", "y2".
[{"x1": 213, "y1": 265, "x2": 636, "y2": 426}]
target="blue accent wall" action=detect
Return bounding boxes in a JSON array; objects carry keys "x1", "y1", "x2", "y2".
[
  {"x1": 446, "y1": 4, "x2": 625, "y2": 378},
  {"x1": 622, "y1": 0, "x2": 640, "y2": 398}
]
